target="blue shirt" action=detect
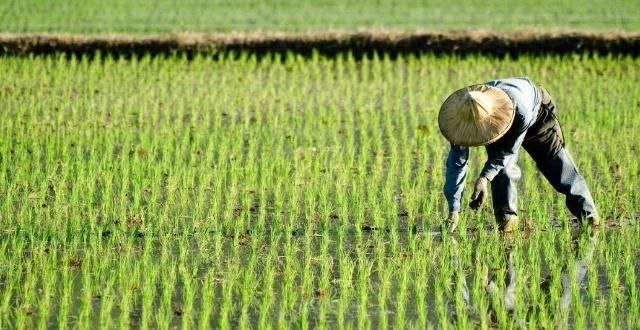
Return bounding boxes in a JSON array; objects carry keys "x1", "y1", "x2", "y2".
[{"x1": 443, "y1": 77, "x2": 542, "y2": 212}]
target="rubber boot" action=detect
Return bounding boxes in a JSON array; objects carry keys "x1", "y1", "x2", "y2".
[
  {"x1": 498, "y1": 214, "x2": 519, "y2": 232},
  {"x1": 586, "y1": 215, "x2": 600, "y2": 227}
]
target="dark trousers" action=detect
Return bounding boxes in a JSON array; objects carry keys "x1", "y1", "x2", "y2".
[{"x1": 491, "y1": 88, "x2": 598, "y2": 221}]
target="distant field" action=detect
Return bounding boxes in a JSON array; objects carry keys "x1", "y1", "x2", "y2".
[
  {"x1": 1, "y1": 0, "x2": 639, "y2": 34},
  {"x1": 1, "y1": 54, "x2": 638, "y2": 328}
]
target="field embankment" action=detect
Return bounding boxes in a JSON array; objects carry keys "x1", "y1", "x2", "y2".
[{"x1": 1, "y1": 30, "x2": 639, "y2": 57}]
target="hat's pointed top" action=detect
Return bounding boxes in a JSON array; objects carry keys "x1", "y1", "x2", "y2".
[{"x1": 438, "y1": 85, "x2": 515, "y2": 147}]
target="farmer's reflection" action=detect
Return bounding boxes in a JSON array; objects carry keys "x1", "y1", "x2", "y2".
[
  {"x1": 451, "y1": 228, "x2": 599, "y2": 325},
  {"x1": 558, "y1": 229, "x2": 599, "y2": 310}
]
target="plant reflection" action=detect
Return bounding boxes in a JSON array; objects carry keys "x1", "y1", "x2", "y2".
[{"x1": 451, "y1": 227, "x2": 599, "y2": 327}]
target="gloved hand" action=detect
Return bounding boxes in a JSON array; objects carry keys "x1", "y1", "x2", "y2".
[
  {"x1": 447, "y1": 211, "x2": 460, "y2": 233},
  {"x1": 469, "y1": 176, "x2": 489, "y2": 210}
]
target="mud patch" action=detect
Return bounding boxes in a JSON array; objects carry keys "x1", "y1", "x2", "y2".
[{"x1": 0, "y1": 30, "x2": 638, "y2": 59}]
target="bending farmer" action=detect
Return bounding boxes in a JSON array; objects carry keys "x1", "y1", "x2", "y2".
[{"x1": 438, "y1": 77, "x2": 599, "y2": 232}]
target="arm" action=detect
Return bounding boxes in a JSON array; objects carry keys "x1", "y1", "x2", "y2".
[
  {"x1": 443, "y1": 144, "x2": 469, "y2": 212},
  {"x1": 480, "y1": 129, "x2": 527, "y2": 181},
  {"x1": 480, "y1": 80, "x2": 538, "y2": 181}
]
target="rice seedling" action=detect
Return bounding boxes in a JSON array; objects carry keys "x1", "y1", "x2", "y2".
[{"x1": 0, "y1": 53, "x2": 638, "y2": 329}]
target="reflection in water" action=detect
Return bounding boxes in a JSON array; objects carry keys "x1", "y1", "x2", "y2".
[
  {"x1": 451, "y1": 228, "x2": 599, "y2": 327},
  {"x1": 560, "y1": 229, "x2": 599, "y2": 310},
  {"x1": 483, "y1": 251, "x2": 517, "y2": 311}
]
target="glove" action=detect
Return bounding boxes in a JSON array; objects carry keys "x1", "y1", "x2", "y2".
[
  {"x1": 447, "y1": 211, "x2": 460, "y2": 233},
  {"x1": 469, "y1": 176, "x2": 489, "y2": 210}
]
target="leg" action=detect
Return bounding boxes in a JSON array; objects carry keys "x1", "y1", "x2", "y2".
[
  {"x1": 522, "y1": 87, "x2": 598, "y2": 221},
  {"x1": 491, "y1": 158, "x2": 521, "y2": 219},
  {"x1": 490, "y1": 153, "x2": 521, "y2": 228},
  {"x1": 537, "y1": 148, "x2": 598, "y2": 220}
]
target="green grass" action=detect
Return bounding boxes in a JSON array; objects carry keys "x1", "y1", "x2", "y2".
[
  {"x1": 1, "y1": 0, "x2": 639, "y2": 33},
  {"x1": 0, "y1": 53, "x2": 639, "y2": 328}
]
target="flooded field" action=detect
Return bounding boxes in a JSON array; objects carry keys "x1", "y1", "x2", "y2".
[{"x1": 0, "y1": 54, "x2": 638, "y2": 328}]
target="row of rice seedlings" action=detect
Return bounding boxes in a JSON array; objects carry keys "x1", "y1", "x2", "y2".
[{"x1": 0, "y1": 53, "x2": 638, "y2": 328}]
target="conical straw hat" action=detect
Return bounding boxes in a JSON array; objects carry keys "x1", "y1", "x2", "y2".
[{"x1": 438, "y1": 84, "x2": 515, "y2": 146}]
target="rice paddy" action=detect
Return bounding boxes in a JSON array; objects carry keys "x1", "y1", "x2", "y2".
[
  {"x1": 2, "y1": 0, "x2": 639, "y2": 33},
  {"x1": 0, "y1": 53, "x2": 639, "y2": 329}
]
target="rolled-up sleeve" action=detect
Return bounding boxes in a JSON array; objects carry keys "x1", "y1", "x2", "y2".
[{"x1": 444, "y1": 144, "x2": 469, "y2": 212}]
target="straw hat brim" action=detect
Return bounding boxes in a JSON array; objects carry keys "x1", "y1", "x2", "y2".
[{"x1": 438, "y1": 84, "x2": 515, "y2": 147}]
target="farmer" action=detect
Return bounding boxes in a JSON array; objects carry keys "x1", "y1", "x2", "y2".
[{"x1": 438, "y1": 77, "x2": 599, "y2": 232}]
